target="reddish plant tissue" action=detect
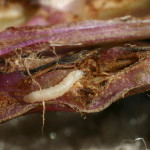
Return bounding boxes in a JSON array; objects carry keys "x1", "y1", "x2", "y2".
[{"x1": 0, "y1": 18, "x2": 150, "y2": 123}]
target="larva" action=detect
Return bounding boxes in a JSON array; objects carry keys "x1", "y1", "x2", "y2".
[{"x1": 23, "y1": 70, "x2": 83, "y2": 103}]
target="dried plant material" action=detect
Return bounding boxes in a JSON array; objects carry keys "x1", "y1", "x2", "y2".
[
  {"x1": 1, "y1": 19, "x2": 150, "y2": 56},
  {"x1": 0, "y1": 12, "x2": 150, "y2": 124},
  {"x1": 0, "y1": 41, "x2": 149, "y2": 122},
  {"x1": 0, "y1": 17, "x2": 150, "y2": 123}
]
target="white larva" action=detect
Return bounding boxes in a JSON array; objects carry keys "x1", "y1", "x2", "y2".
[{"x1": 23, "y1": 70, "x2": 83, "y2": 103}]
